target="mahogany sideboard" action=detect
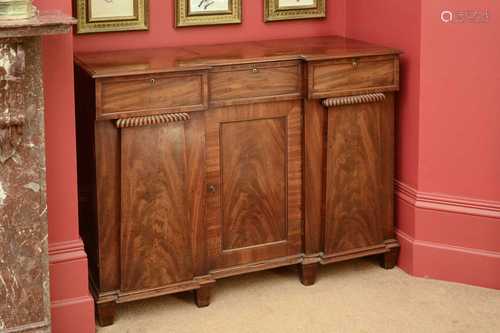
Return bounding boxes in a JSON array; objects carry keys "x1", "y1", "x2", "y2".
[{"x1": 74, "y1": 36, "x2": 400, "y2": 326}]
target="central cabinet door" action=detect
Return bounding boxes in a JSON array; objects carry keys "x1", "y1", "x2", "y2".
[{"x1": 206, "y1": 101, "x2": 302, "y2": 270}]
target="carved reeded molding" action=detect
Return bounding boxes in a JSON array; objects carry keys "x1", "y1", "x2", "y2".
[
  {"x1": 115, "y1": 112, "x2": 191, "y2": 129},
  {"x1": 322, "y1": 93, "x2": 386, "y2": 108}
]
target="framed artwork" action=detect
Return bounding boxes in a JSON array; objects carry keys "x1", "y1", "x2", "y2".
[
  {"x1": 264, "y1": 0, "x2": 326, "y2": 22},
  {"x1": 75, "y1": 0, "x2": 149, "y2": 34},
  {"x1": 175, "y1": 0, "x2": 241, "y2": 27}
]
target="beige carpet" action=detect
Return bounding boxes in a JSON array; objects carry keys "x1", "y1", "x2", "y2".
[{"x1": 98, "y1": 259, "x2": 500, "y2": 333}]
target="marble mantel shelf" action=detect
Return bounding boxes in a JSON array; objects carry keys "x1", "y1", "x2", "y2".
[{"x1": 0, "y1": 11, "x2": 76, "y2": 38}]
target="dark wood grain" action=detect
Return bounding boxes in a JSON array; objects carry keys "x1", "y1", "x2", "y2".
[
  {"x1": 221, "y1": 117, "x2": 287, "y2": 250},
  {"x1": 96, "y1": 301, "x2": 116, "y2": 327},
  {"x1": 309, "y1": 55, "x2": 398, "y2": 98},
  {"x1": 120, "y1": 122, "x2": 194, "y2": 291},
  {"x1": 209, "y1": 61, "x2": 301, "y2": 103},
  {"x1": 380, "y1": 94, "x2": 396, "y2": 240},
  {"x1": 206, "y1": 101, "x2": 302, "y2": 270},
  {"x1": 323, "y1": 99, "x2": 390, "y2": 254},
  {"x1": 194, "y1": 281, "x2": 215, "y2": 307},
  {"x1": 184, "y1": 112, "x2": 209, "y2": 277},
  {"x1": 299, "y1": 262, "x2": 319, "y2": 286},
  {"x1": 381, "y1": 246, "x2": 399, "y2": 269},
  {"x1": 74, "y1": 64, "x2": 100, "y2": 287},
  {"x1": 95, "y1": 120, "x2": 121, "y2": 291},
  {"x1": 303, "y1": 99, "x2": 326, "y2": 255},
  {"x1": 75, "y1": 36, "x2": 399, "y2": 78},
  {"x1": 97, "y1": 71, "x2": 208, "y2": 119}
]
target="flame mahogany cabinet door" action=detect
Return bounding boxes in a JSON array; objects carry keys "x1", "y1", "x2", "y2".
[
  {"x1": 119, "y1": 119, "x2": 198, "y2": 291},
  {"x1": 205, "y1": 101, "x2": 303, "y2": 276},
  {"x1": 322, "y1": 95, "x2": 397, "y2": 261}
]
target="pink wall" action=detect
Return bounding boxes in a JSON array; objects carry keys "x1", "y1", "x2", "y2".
[
  {"x1": 347, "y1": 0, "x2": 500, "y2": 289},
  {"x1": 74, "y1": 0, "x2": 346, "y2": 52},
  {"x1": 415, "y1": 0, "x2": 500, "y2": 288},
  {"x1": 419, "y1": 0, "x2": 500, "y2": 201}
]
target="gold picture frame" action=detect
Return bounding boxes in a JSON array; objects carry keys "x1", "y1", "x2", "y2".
[
  {"x1": 264, "y1": 0, "x2": 326, "y2": 22},
  {"x1": 176, "y1": 0, "x2": 241, "y2": 27},
  {"x1": 75, "y1": 0, "x2": 149, "y2": 34}
]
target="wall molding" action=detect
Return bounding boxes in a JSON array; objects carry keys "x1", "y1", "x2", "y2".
[
  {"x1": 51, "y1": 295, "x2": 95, "y2": 333},
  {"x1": 397, "y1": 229, "x2": 500, "y2": 259},
  {"x1": 396, "y1": 229, "x2": 500, "y2": 290},
  {"x1": 51, "y1": 295, "x2": 94, "y2": 309},
  {"x1": 49, "y1": 238, "x2": 87, "y2": 264},
  {"x1": 395, "y1": 180, "x2": 500, "y2": 219}
]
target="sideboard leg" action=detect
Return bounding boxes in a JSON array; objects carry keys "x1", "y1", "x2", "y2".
[
  {"x1": 96, "y1": 301, "x2": 116, "y2": 327},
  {"x1": 195, "y1": 281, "x2": 215, "y2": 307},
  {"x1": 299, "y1": 262, "x2": 319, "y2": 286},
  {"x1": 380, "y1": 247, "x2": 399, "y2": 269}
]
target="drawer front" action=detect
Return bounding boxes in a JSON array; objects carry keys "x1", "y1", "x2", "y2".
[
  {"x1": 97, "y1": 71, "x2": 208, "y2": 119},
  {"x1": 209, "y1": 61, "x2": 302, "y2": 104},
  {"x1": 309, "y1": 55, "x2": 398, "y2": 98}
]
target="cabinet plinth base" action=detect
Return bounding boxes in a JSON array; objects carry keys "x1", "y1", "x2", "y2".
[
  {"x1": 195, "y1": 282, "x2": 215, "y2": 307},
  {"x1": 96, "y1": 301, "x2": 116, "y2": 327},
  {"x1": 299, "y1": 262, "x2": 319, "y2": 286}
]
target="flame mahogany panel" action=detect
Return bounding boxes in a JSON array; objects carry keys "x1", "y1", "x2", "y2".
[
  {"x1": 206, "y1": 101, "x2": 302, "y2": 270},
  {"x1": 120, "y1": 122, "x2": 194, "y2": 291},
  {"x1": 323, "y1": 97, "x2": 395, "y2": 254},
  {"x1": 221, "y1": 117, "x2": 287, "y2": 250}
]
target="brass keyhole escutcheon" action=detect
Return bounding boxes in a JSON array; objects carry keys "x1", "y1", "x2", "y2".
[
  {"x1": 151, "y1": 78, "x2": 158, "y2": 85},
  {"x1": 207, "y1": 185, "x2": 217, "y2": 193},
  {"x1": 352, "y1": 59, "x2": 359, "y2": 69},
  {"x1": 252, "y1": 68, "x2": 259, "y2": 73}
]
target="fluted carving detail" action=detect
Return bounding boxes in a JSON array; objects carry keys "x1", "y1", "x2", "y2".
[
  {"x1": 116, "y1": 112, "x2": 191, "y2": 128},
  {"x1": 322, "y1": 93, "x2": 386, "y2": 108}
]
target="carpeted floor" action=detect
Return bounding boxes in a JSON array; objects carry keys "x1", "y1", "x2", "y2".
[{"x1": 97, "y1": 259, "x2": 500, "y2": 333}]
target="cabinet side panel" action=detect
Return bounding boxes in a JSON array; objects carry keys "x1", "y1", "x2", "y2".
[
  {"x1": 184, "y1": 111, "x2": 208, "y2": 276},
  {"x1": 303, "y1": 100, "x2": 326, "y2": 255},
  {"x1": 286, "y1": 103, "x2": 303, "y2": 256},
  {"x1": 74, "y1": 65, "x2": 99, "y2": 285},
  {"x1": 380, "y1": 94, "x2": 395, "y2": 239},
  {"x1": 95, "y1": 120, "x2": 121, "y2": 291},
  {"x1": 324, "y1": 101, "x2": 386, "y2": 254},
  {"x1": 120, "y1": 123, "x2": 194, "y2": 291},
  {"x1": 221, "y1": 118, "x2": 287, "y2": 250}
]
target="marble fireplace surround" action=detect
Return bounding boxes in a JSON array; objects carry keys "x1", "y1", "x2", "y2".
[{"x1": 0, "y1": 12, "x2": 75, "y2": 333}]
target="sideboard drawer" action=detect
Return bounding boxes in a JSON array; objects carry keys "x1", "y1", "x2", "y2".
[
  {"x1": 96, "y1": 71, "x2": 208, "y2": 119},
  {"x1": 309, "y1": 55, "x2": 399, "y2": 98},
  {"x1": 209, "y1": 61, "x2": 302, "y2": 105}
]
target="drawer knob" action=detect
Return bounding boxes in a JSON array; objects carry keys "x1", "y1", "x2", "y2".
[
  {"x1": 252, "y1": 68, "x2": 259, "y2": 73},
  {"x1": 150, "y1": 78, "x2": 157, "y2": 85},
  {"x1": 352, "y1": 59, "x2": 359, "y2": 69}
]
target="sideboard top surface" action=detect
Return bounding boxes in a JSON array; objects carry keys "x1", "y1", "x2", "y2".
[{"x1": 75, "y1": 36, "x2": 400, "y2": 78}]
